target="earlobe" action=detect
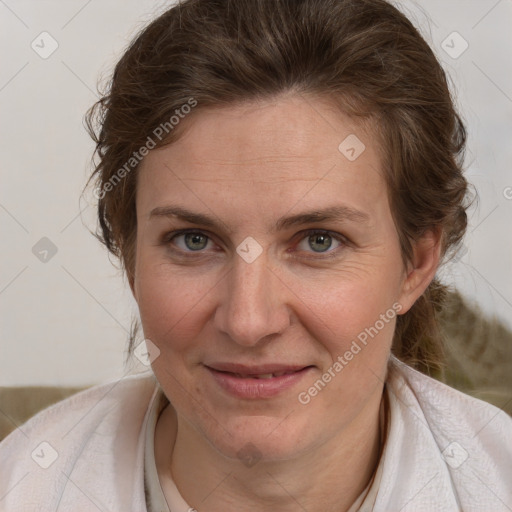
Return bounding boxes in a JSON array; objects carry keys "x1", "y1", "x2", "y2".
[{"x1": 398, "y1": 228, "x2": 442, "y2": 314}]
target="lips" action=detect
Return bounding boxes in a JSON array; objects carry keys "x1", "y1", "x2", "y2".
[
  {"x1": 218, "y1": 369, "x2": 301, "y2": 380},
  {"x1": 205, "y1": 363, "x2": 310, "y2": 378},
  {"x1": 204, "y1": 363, "x2": 314, "y2": 399},
  {"x1": 231, "y1": 370, "x2": 297, "y2": 379}
]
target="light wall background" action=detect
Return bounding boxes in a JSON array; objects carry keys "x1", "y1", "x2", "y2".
[{"x1": 1, "y1": 0, "x2": 511, "y2": 386}]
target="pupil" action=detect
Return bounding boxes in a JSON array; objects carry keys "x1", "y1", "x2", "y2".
[
  {"x1": 185, "y1": 233, "x2": 207, "y2": 251},
  {"x1": 310, "y1": 234, "x2": 331, "y2": 252}
]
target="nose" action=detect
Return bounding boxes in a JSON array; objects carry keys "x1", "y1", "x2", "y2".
[{"x1": 214, "y1": 252, "x2": 290, "y2": 347}]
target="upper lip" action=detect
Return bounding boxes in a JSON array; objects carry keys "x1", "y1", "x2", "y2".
[{"x1": 205, "y1": 363, "x2": 311, "y2": 375}]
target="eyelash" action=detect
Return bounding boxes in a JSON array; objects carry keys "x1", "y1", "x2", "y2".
[{"x1": 162, "y1": 229, "x2": 348, "y2": 259}]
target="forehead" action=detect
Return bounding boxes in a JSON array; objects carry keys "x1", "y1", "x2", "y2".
[
  {"x1": 158, "y1": 95, "x2": 377, "y2": 164},
  {"x1": 137, "y1": 94, "x2": 386, "y2": 221}
]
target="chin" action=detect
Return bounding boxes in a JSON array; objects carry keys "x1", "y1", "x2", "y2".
[{"x1": 203, "y1": 413, "x2": 317, "y2": 464}]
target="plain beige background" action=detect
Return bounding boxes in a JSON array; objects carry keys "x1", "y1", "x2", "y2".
[{"x1": 1, "y1": 0, "x2": 511, "y2": 386}]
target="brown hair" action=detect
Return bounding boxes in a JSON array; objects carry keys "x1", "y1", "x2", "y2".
[{"x1": 85, "y1": 0, "x2": 470, "y2": 375}]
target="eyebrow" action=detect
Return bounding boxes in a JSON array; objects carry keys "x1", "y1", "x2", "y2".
[{"x1": 149, "y1": 205, "x2": 370, "y2": 233}]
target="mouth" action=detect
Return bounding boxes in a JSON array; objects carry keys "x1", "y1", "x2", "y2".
[
  {"x1": 225, "y1": 370, "x2": 300, "y2": 379},
  {"x1": 204, "y1": 363, "x2": 314, "y2": 399}
]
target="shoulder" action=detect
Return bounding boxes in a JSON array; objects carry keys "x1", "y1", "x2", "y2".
[
  {"x1": 388, "y1": 355, "x2": 512, "y2": 439},
  {"x1": 0, "y1": 371, "x2": 158, "y2": 511},
  {"x1": 382, "y1": 356, "x2": 512, "y2": 510},
  {"x1": 0, "y1": 370, "x2": 158, "y2": 445}
]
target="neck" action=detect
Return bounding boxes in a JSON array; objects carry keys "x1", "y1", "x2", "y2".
[{"x1": 155, "y1": 386, "x2": 386, "y2": 512}]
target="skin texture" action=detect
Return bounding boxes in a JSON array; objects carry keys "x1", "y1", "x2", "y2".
[{"x1": 131, "y1": 93, "x2": 441, "y2": 512}]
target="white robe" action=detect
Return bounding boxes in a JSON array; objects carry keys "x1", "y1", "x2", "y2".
[{"x1": 1, "y1": 356, "x2": 511, "y2": 511}]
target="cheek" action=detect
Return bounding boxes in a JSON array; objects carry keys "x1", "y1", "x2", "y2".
[
  {"x1": 134, "y1": 258, "x2": 215, "y2": 352},
  {"x1": 286, "y1": 264, "x2": 402, "y2": 403},
  {"x1": 290, "y1": 275, "x2": 397, "y2": 438},
  {"x1": 290, "y1": 263, "x2": 401, "y2": 338}
]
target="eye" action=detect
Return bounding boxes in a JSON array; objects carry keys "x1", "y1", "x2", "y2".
[
  {"x1": 163, "y1": 228, "x2": 347, "y2": 258},
  {"x1": 166, "y1": 230, "x2": 214, "y2": 252},
  {"x1": 295, "y1": 230, "x2": 345, "y2": 255}
]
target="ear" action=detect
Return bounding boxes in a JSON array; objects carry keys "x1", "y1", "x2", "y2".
[{"x1": 397, "y1": 228, "x2": 442, "y2": 314}]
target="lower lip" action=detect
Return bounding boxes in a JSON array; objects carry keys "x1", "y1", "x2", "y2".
[{"x1": 206, "y1": 366, "x2": 314, "y2": 399}]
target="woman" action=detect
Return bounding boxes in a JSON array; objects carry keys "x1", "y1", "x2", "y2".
[{"x1": 1, "y1": 0, "x2": 511, "y2": 510}]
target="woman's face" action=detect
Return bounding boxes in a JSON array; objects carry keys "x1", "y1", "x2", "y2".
[{"x1": 132, "y1": 94, "x2": 435, "y2": 461}]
